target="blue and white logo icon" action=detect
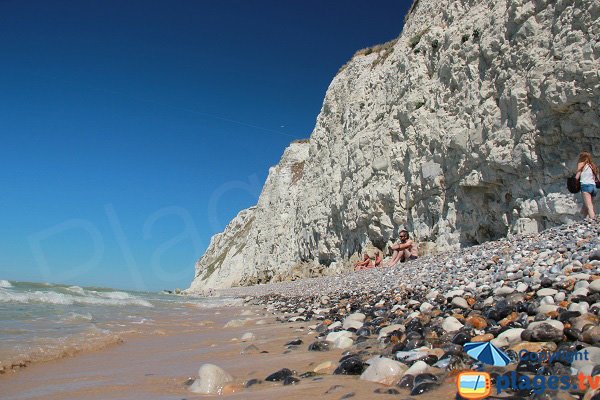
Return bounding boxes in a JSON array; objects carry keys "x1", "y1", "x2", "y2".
[{"x1": 464, "y1": 341, "x2": 511, "y2": 366}]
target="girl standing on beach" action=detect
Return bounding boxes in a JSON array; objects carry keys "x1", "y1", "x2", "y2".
[{"x1": 575, "y1": 151, "x2": 599, "y2": 220}]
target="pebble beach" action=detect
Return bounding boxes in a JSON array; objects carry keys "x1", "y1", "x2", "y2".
[
  {"x1": 217, "y1": 218, "x2": 600, "y2": 399},
  {"x1": 2, "y1": 219, "x2": 600, "y2": 399}
]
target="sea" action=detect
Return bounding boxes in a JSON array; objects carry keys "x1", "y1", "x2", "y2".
[{"x1": 0, "y1": 279, "x2": 240, "y2": 374}]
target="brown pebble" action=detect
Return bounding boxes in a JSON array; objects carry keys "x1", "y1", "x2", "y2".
[
  {"x1": 499, "y1": 312, "x2": 518, "y2": 327},
  {"x1": 465, "y1": 315, "x2": 487, "y2": 330},
  {"x1": 471, "y1": 334, "x2": 494, "y2": 342}
]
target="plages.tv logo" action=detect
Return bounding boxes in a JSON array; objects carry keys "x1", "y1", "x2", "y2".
[{"x1": 457, "y1": 372, "x2": 491, "y2": 399}]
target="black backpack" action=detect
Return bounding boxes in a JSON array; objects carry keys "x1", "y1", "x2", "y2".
[{"x1": 567, "y1": 174, "x2": 580, "y2": 193}]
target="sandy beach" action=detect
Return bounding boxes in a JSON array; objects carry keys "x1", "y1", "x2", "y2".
[{"x1": 0, "y1": 302, "x2": 456, "y2": 400}]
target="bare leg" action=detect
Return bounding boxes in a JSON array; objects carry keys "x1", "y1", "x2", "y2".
[
  {"x1": 582, "y1": 192, "x2": 595, "y2": 219},
  {"x1": 387, "y1": 250, "x2": 401, "y2": 267},
  {"x1": 399, "y1": 250, "x2": 410, "y2": 263}
]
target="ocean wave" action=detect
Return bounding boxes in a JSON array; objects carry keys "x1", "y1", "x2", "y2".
[
  {"x1": 93, "y1": 290, "x2": 135, "y2": 300},
  {"x1": 0, "y1": 326, "x2": 123, "y2": 374},
  {"x1": 189, "y1": 297, "x2": 245, "y2": 308},
  {"x1": 60, "y1": 312, "x2": 94, "y2": 323},
  {"x1": 0, "y1": 289, "x2": 153, "y2": 308},
  {"x1": 0, "y1": 280, "x2": 12, "y2": 288},
  {"x1": 64, "y1": 286, "x2": 86, "y2": 295}
]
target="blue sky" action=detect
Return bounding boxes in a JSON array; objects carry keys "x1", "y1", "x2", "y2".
[{"x1": 0, "y1": 0, "x2": 411, "y2": 291}]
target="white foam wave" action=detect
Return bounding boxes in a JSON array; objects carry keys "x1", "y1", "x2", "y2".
[
  {"x1": 189, "y1": 297, "x2": 245, "y2": 308},
  {"x1": 65, "y1": 286, "x2": 85, "y2": 295},
  {"x1": 0, "y1": 289, "x2": 153, "y2": 308},
  {"x1": 93, "y1": 291, "x2": 135, "y2": 300},
  {"x1": 0, "y1": 280, "x2": 12, "y2": 288},
  {"x1": 0, "y1": 326, "x2": 123, "y2": 373},
  {"x1": 61, "y1": 312, "x2": 94, "y2": 322}
]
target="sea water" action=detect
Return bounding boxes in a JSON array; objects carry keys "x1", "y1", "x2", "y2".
[{"x1": 0, "y1": 280, "x2": 240, "y2": 373}]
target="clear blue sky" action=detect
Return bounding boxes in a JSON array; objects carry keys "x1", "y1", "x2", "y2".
[{"x1": 0, "y1": 0, "x2": 411, "y2": 291}]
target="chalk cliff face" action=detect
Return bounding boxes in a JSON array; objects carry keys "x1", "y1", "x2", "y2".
[{"x1": 188, "y1": 0, "x2": 600, "y2": 293}]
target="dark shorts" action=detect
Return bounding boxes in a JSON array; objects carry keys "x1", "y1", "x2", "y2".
[
  {"x1": 581, "y1": 184, "x2": 598, "y2": 197},
  {"x1": 401, "y1": 255, "x2": 418, "y2": 262}
]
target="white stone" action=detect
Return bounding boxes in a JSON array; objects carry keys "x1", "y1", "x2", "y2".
[
  {"x1": 571, "y1": 273, "x2": 591, "y2": 281},
  {"x1": 378, "y1": 324, "x2": 405, "y2": 339},
  {"x1": 403, "y1": 360, "x2": 429, "y2": 376},
  {"x1": 189, "y1": 364, "x2": 234, "y2": 394},
  {"x1": 495, "y1": 287, "x2": 515, "y2": 296},
  {"x1": 420, "y1": 302, "x2": 434, "y2": 313},
  {"x1": 451, "y1": 297, "x2": 469, "y2": 309},
  {"x1": 345, "y1": 312, "x2": 366, "y2": 322},
  {"x1": 589, "y1": 280, "x2": 600, "y2": 293},
  {"x1": 536, "y1": 288, "x2": 557, "y2": 297},
  {"x1": 333, "y1": 336, "x2": 354, "y2": 349},
  {"x1": 326, "y1": 330, "x2": 353, "y2": 343},
  {"x1": 342, "y1": 319, "x2": 364, "y2": 330},
  {"x1": 537, "y1": 304, "x2": 559, "y2": 314},
  {"x1": 516, "y1": 283, "x2": 529, "y2": 293},
  {"x1": 360, "y1": 357, "x2": 408, "y2": 385},
  {"x1": 442, "y1": 317, "x2": 463, "y2": 333},
  {"x1": 568, "y1": 303, "x2": 589, "y2": 314},
  {"x1": 570, "y1": 288, "x2": 589, "y2": 298},
  {"x1": 491, "y1": 328, "x2": 525, "y2": 348},
  {"x1": 540, "y1": 296, "x2": 555, "y2": 305},
  {"x1": 327, "y1": 321, "x2": 342, "y2": 331},
  {"x1": 240, "y1": 332, "x2": 255, "y2": 342},
  {"x1": 528, "y1": 320, "x2": 564, "y2": 332}
]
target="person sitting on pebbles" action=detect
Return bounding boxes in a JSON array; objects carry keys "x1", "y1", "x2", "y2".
[
  {"x1": 372, "y1": 251, "x2": 382, "y2": 268},
  {"x1": 354, "y1": 253, "x2": 372, "y2": 270},
  {"x1": 387, "y1": 230, "x2": 418, "y2": 267}
]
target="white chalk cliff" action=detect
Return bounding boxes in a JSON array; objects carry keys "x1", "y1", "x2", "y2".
[{"x1": 188, "y1": 0, "x2": 600, "y2": 293}]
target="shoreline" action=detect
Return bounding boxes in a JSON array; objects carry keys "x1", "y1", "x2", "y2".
[{"x1": 0, "y1": 302, "x2": 456, "y2": 400}]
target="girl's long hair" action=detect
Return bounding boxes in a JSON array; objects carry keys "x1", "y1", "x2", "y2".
[{"x1": 579, "y1": 151, "x2": 599, "y2": 176}]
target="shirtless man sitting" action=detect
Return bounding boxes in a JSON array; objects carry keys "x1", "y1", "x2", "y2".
[
  {"x1": 354, "y1": 253, "x2": 372, "y2": 270},
  {"x1": 387, "y1": 230, "x2": 418, "y2": 267}
]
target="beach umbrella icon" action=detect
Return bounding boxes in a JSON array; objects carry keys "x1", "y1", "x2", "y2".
[{"x1": 463, "y1": 341, "x2": 511, "y2": 366}]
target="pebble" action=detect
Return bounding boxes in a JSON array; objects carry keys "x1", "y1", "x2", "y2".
[
  {"x1": 189, "y1": 364, "x2": 234, "y2": 394},
  {"x1": 491, "y1": 328, "x2": 524, "y2": 348},
  {"x1": 495, "y1": 286, "x2": 515, "y2": 296},
  {"x1": 265, "y1": 368, "x2": 294, "y2": 381},
  {"x1": 403, "y1": 360, "x2": 429, "y2": 376},
  {"x1": 536, "y1": 288, "x2": 558, "y2": 297},
  {"x1": 442, "y1": 316, "x2": 463, "y2": 333},
  {"x1": 451, "y1": 297, "x2": 469, "y2": 309},
  {"x1": 360, "y1": 356, "x2": 407, "y2": 385},
  {"x1": 333, "y1": 357, "x2": 367, "y2": 375}
]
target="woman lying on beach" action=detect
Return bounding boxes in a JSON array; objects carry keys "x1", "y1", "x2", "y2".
[{"x1": 387, "y1": 230, "x2": 418, "y2": 267}]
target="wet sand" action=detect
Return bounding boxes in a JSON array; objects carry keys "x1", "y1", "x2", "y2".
[{"x1": 0, "y1": 302, "x2": 457, "y2": 400}]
